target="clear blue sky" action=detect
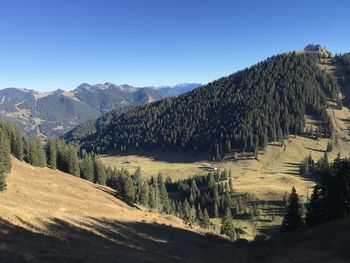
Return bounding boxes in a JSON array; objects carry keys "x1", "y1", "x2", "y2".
[{"x1": 0, "y1": 0, "x2": 349, "y2": 91}]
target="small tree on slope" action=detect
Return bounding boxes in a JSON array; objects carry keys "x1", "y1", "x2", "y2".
[{"x1": 281, "y1": 186, "x2": 303, "y2": 232}]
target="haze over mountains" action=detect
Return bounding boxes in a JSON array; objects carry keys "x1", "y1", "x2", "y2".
[{"x1": 0, "y1": 83, "x2": 201, "y2": 137}]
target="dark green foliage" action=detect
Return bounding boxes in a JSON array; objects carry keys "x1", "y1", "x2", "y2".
[
  {"x1": 0, "y1": 172, "x2": 6, "y2": 192},
  {"x1": 123, "y1": 175, "x2": 136, "y2": 202},
  {"x1": 93, "y1": 157, "x2": 107, "y2": 185},
  {"x1": 67, "y1": 145, "x2": 80, "y2": 176},
  {"x1": 305, "y1": 154, "x2": 350, "y2": 226},
  {"x1": 221, "y1": 207, "x2": 236, "y2": 240},
  {"x1": 158, "y1": 173, "x2": 171, "y2": 213},
  {"x1": 139, "y1": 181, "x2": 150, "y2": 206},
  {"x1": 27, "y1": 137, "x2": 47, "y2": 168},
  {"x1": 9, "y1": 126, "x2": 24, "y2": 161},
  {"x1": 281, "y1": 187, "x2": 303, "y2": 232},
  {"x1": 202, "y1": 208, "x2": 210, "y2": 228},
  {"x1": 73, "y1": 53, "x2": 337, "y2": 159},
  {"x1": 306, "y1": 185, "x2": 322, "y2": 227},
  {"x1": 46, "y1": 138, "x2": 57, "y2": 169},
  {"x1": 0, "y1": 128, "x2": 11, "y2": 174},
  {"x1": 29, "y1": 137, "x2": 46, "y2": 168},
  {"x1": 28, "y1": 139, "x2": 39, "y2": 166},
  {"x1": 80, "y1": 153, "x2": 94, "y2": 181}
]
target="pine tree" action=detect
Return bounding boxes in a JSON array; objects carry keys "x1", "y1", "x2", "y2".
[
  {"x1": 0, "y1": 129, "x2": 11, "y2": 174},
  {"x1": 221, "y1": 207, "x2": 236, "y2": 240},
  {"x1": 202, "y1": 208, "x2": 210, "y2": 228},
  {"x1": 123, "y1": 175, "x2": 136, "y2": 202},
  {"x1": 28, "y1": 139, "x2": 39, "y2": 166},
  {"x1": 197, "y1": 204, "x2": 204, "y2": 225},
  {"x1": 159, "y1": 179, "x2": 170, "y2": 213},
  {"x1": 10, "y1": 127, "x2": 24, "y2": 161},
  {"x1": 46, "y1": 138, "x2": 57, "y2": 169},
  {"x1": 306, "y1": 185, "x2": 323, "y2": 227},
  {"x1": 67, "y1": 145, "x2": 80, "y2": 176},
  {"x1": 281, "y1": 187, "x2": 303, "y2": 232},
  {"x1": 182, "y1": 199, "x2": 192, "y2": 223},
  {"x1": 80, "y1": 154, "x2": 94, "y2": 181},
  {"x1": 36, "y1": 137, "x2": 46, "y2": 167},
  {"x1": 139, "y1": 181, "x2": 150, "y2": 207},
  {"x1": 0, "y1": 172, "x2": 6, "y2": 192},
  {"x1": 93, "y1": 157, "x2": 107, "y2": 185}
]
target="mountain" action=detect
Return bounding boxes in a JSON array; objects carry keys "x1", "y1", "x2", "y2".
[
  {"x1": 156, "y1": 83, "x2": 202, "y2": 96},
  {"x1": 67, "y1": 51, "x2": 343, "y2": 158},
  {"x1": 0, "y1": 83, "x2": 200, "y2": 137}
]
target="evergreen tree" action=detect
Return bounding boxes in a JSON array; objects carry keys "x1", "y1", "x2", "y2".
[
  {"x1": 93, "y1": 157, "x2": 107, "y2": 185},
  {"x1": 0, "y1": 172, "x2": 6, "y2": 192},
  {"x1": 281, "y1": 187, "x2": 303, "y2": 232},
  {"x1": 123, "y1": 175, "x2": 136, "y2": 202},
  {"x1": 202, "y1": 208, "x2": 210, "y2": 228},
  {"x1": 0, "y1": 129, "x2": 11, "y2": 174},
  {"x1": 139, "y1": 181, "x2": 150, "y2": 207},
  {"x1": 67, "y1": 145, "x2": 80, "y2": 176},
  {"x1": 46, "y1": 138, "x2": 57, "y2": 169},
  {"x1": 197, "y1": 204, "x2": 204, "y2": 225},
  {"x1": 28, "y1": 139, "x2": 39, "y2": 166},
  {"x1": 80, "y1": 154, "x2": 94, "y2": 181},
  {"x1": 159, "y1": 178, "x2": 171, "y2": 213},
  {"x1": 182, "y1": 199, "x2": 192, "y2": 224},
  {"x1": 221, "y1": 207, "x2": 236, "y2": 240},
  {"x1": 10, "y1": 127, "x2": 24, "y2": 161},
  {"x1": 36, "y1": 137, "x2": 47, "y2": 167}
]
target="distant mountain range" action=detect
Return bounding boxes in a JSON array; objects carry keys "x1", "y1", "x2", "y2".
[{"x1": 0, "y1": 83, "x2": 201, "y2": 137}]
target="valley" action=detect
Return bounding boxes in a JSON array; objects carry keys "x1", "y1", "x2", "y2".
[{"x1": 1, "y1": 50, "x2": 350, "y2": 262}]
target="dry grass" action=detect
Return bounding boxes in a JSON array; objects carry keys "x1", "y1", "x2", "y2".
[
  {"x1": 100, "y1": 135, "x2": 332, "y2": 201},
  {"x1": 1, "y1": 157, "x2": 349, "y2": 262},
  {"x1": 1, "y1": 158, "x2": 245, "y2": 262},
  {"x1": 100, "y1": 103, "x2": 350, "y2": 202}
]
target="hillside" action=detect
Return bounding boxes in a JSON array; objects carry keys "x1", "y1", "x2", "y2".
[
  {"x1": 1, "y1": 157, "x2": 349, "y2": 262},
  {"x1": 68, "y1": 52, "x2": 339, "y2": 159},
  {"x1": 0, "y1": 83, "x2": 200, "y2": 138},
  {"x1": 0, "y1": 157, "x2": 233, "y2": 262}
]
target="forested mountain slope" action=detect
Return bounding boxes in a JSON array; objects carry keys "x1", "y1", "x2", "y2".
[
  {"x1": 0, "y1": 83, "x2": 200, "y2": 137},
  {"x1": 69, "y1": 52, "x2": 339, "y2": 158}
]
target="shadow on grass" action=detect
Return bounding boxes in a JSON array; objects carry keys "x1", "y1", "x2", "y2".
[
  {"x1": 0, "y1": 217, "x2": 238, "y2": 263},
  {"x1": 102, "y1": 149, "x2": 211, "y2": 164},
  {"x1": 1, "y1": 215, "x2": 350, "y2": 263},
  {"x1": 304, "y1": 146, "x2": 326, "y2": 153}
]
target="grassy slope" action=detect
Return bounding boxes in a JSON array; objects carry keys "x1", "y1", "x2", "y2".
[
  {"x1": 0, "y1": 157, "x2": 238, "y2": 262},
  {"x1": 99, "y1": 98, "x2": 350, "y2": 199},
  {"x1": 0, "y1": 158, "x2": 349, "y2": 262}
]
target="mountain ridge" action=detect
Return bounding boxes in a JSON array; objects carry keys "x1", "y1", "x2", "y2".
[
  {"x1": 67, "y1": 52, "x2": 340, "y2": 158},
  {"x1": 0, "y1": 83, "x2": 201, "y2": 137}
]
